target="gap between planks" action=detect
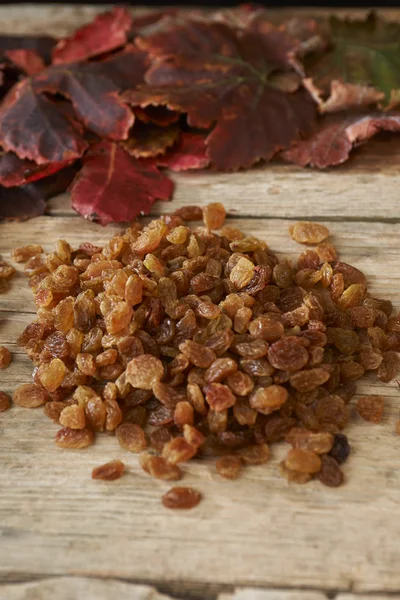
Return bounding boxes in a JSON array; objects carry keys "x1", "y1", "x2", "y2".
[{"x1": 2, "y1": 577, "x2": 400, "y2": 600}]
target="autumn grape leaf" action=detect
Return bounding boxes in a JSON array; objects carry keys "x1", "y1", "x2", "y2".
[
  {"x1": 151, "y1": 132, "x2": 210, "y2": 171},
  {"x1": 70, "y1": 140, "x2": 174, "y2": 225},
  {"x1": 282, "y1": 112, "x2": 400, "y2": 168},
  {"x1": 91, "y1": 45, "x2": 148, "y2": 91},
  {"x1": 33, "y1": 62, "x2": 134, "y2": 140},
  {"x1": 305, "y1": 13, "x2": 400, "y2": 111},
  {"x1": 52, "y1": 7, "x2": 132, "y2": 65},
  {"x1": 0, "y1": 35, "x2": 56, "y2": 63},
  {"x1": 0, "y1": 79, "x2": 88, "y2": 163},
  {"x1": 0, "y1": 151, "x2": 74, "y2": 187},
  {"x1": 126, "y1": 20, "x2": 317, "y2": 170},
  {"x1": 121, "y1": 122, "x2": 180, "y2": 158},
  {"x1": 5, "y1": 49, "x2": 45, "y2": 76}
]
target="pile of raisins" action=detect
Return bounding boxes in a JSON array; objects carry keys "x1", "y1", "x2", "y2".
[{"x1": 4, "y1": 204, "x2": 400, "y2": 508}]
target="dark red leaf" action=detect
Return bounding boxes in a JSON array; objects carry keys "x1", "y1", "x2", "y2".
[
  {"x1": 52, "y1": 7, "x2": 132, "y2": 65},
  {"x1": 33, "y1": 62, "x2": 134, "y2": 140},
  {"x1": 5, "y1": 49, "x2": 45, "y2": 76},
  {"x1": 70, "y1": 140, "x2": 174, "y2": 225},
  {"x1": 126, "y1": 20, "x2": 316, "y2": 170},
  {"x1": 0, "y1": 35, "x2": 56, "y2": 63},
  {"x1": 0, "y1": 151, "x2": 74, "y2": 187},
  {"x1": 35, "y1": 163, "x2": 79, "y2": 200},
  {"x1": 92, "y1": 45, "x2": 148, "y2": 91},
  {"x1": 0, "y1": 79, "x2": 88, "y2": 163},
  {"x1": 282, "y1": 113, "x2": 400, "y2": 168},
  {"x1": 0, "y1": 184, "x2": 46, "y2": 220},
  {"x1": 153, "y1": 132, "x2": 210, "y2": 171}
]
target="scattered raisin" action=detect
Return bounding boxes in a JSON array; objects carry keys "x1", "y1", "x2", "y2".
[
  {"x1": 216, "y1": 455, "x2": 242, "y2": 479},
  {"x1": 92, "y1": 459, "x2": 125, "y2": 481},
  {"x1": 318, "y1": 455, "x2": 344, "y2": 487},
  {"x1": 356, "y1": 395, "x2": 385, "y2": 423},
  {"x1": 289, "y1": 222, "x2": 330, "y2": 244},
  {"x1": 162, "y1": 486, "x2": 202, "y2": 509},
  {"x1": 0, "y1": 391, "x2": 11, "y2": 412},
  {"x1": 140, "y1": 453, "x2": 182, "y2": 480},
  {"x1": 0, "y1": 346, "x2": 11, "y2": 369}
]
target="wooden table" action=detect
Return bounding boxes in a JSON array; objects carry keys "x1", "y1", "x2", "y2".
[{"x1": 1, "y1": 6, "x2": 400, "y2": 600}]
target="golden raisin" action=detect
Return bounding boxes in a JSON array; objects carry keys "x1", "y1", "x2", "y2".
[
  {"x1": 0, "y1": 346, "x2": 11, "y2": 369},
  {"x1": 92, "y1": 459, "x2": 125, "y2": 481},
  {"x1": 356, "y1": 395, "x2": 384, "y2": 423},
  {"x1": 162, "y1": 486, "x2": 202, "y2": 509}
]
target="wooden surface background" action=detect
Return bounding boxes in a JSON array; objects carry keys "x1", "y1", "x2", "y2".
[{"x1": 1, "y1": 6, "x2": 400, "y2": 600}]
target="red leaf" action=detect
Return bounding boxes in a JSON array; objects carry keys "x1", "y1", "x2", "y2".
[
  {"x1": 93, "y1": 44, "x2": 148, "y2": 91},
  {"x1": 5, "y1": 49, "x2": 45, "y2": 76},
  {"x1": 70, "y1": 140, "x2": 174, "y2": 225},
  {"x1": 0, "y1": 184, "x2": 46, "y2": 220},
  {"x1": 0, "y1": 35, "x2": 56, "y2": 63},
  {"x1": 126, "y1": 20, "x2": 316, "y2": 170},
  {"x1": 33, "y1": 62, "x2": 134, "y2": 140},
  {"x1": 282, "y1": 113, "x2": 400, "y2": 168},
  {"x1": 52, "y1": 7, "x2": 132, "y2": 65},
  {"x1": 0, "y1": 152, "x2": 74, "y2": 187},
  {"x1": 153, "y1": 132, "x2": 210, "y2": 171},
  {"x1": 0, "y1": 79, "x2": 88, "y2": 164}
]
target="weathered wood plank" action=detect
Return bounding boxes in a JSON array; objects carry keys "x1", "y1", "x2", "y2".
[
  {"x1": 2, "y1": 579, "x2": 400, "y2": 600},
  {"x1": 0, "y1": 577, "x2": 177, "y2": 600},
  {"x1": 219, "y1": 591, "x2": 328, "y2": 600},
  {"x1": 46, "y1": 137, "x2": 400, "y2": 222}
]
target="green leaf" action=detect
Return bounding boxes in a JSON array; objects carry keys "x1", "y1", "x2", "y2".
[{"x1": 306, "y1": 13, "x2": 400, "y2": 102}]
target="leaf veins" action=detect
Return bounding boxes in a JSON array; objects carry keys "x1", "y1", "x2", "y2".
[{"x1": 125, "y1": 19, "x2": 317, "y2": 170}]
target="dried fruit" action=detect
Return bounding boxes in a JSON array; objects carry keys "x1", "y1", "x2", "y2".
[
  {"x1": 179, "y1": 340, "x2": 216, "y2": 368},
  {"x1": 10, "y1": 202, "x2": 400, "y2": 498},
  {"x1": 162, "y1": 486, "x2": 202, "y2": 510},
  {"x1": 290, "y1": 368, "x2": 330, "y2": 392},
  {"x1": 216, "y1": 455, "x2": 242, "y2": 479},
  {"x1": 286, "y1": 428, "x2": 334, "y2": 454},
  {"x1": 55, "y1": 427, "x2": 94, "y2": 449},
  {"x1": 162, "y1": 437, "x2": 197, "y2": 464},
  {"x1": 318, "y1": 455, "x2": 344, "y2": 487},
  {"x1": 356, "y1": 395, "x2": 385, "y2": 423},
  {"x1": 0, "y1": 391, "x2": 11, "y2": 412},
  {"x1": 249, "y1": 385, "x2": 288, "y2": 415},
  {"x1": 92, "y1": 459, "x2": 125, "y2": 481},
  {"x1": 284, "y1": 448, "x2": 322, "y2": 474},
  {"x1": 140, "y1": 453, "x2": 182, "y2": 480},
  {"x1": 13, "y1": 383, "x2": 47, "y2": 408},
  {"x1": 268, "y1": 338, "x2": 308, "y2": 371},
  {"x1": 328, "y1": 433, "x2": 351, "y2": 464},
  {"x1": 0, "y1": 346, "x2": 11, "y2": 369},
  {"x1": 59, "y1": 404, "x2": 86, "y2": 429},
  {"x1": 238, "y1": 443, "x2": 270, "y2": 465},
  {"x1": 203, "y1": 202, "x2": 226, "y2": 230},
  {"x1": 204, "y1": 383, "x2": 236, "y2": 412},
  {"x1": 116, "y1": 423, "x2": 147, "y2": 452},
  {"x1": 126, "y1": 355, "x2": 164, "y2": 389},
  {"x1": 289, "y1": 222, "x2": 330, "y2": 244}
]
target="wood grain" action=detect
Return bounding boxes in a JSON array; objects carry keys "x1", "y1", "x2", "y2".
[
  {"x1": 3, "y1": 578, "x2": 400, "y2": 600},
  {"x1": 1, "y1": 4, "x2": 400, "y2": 599}
]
